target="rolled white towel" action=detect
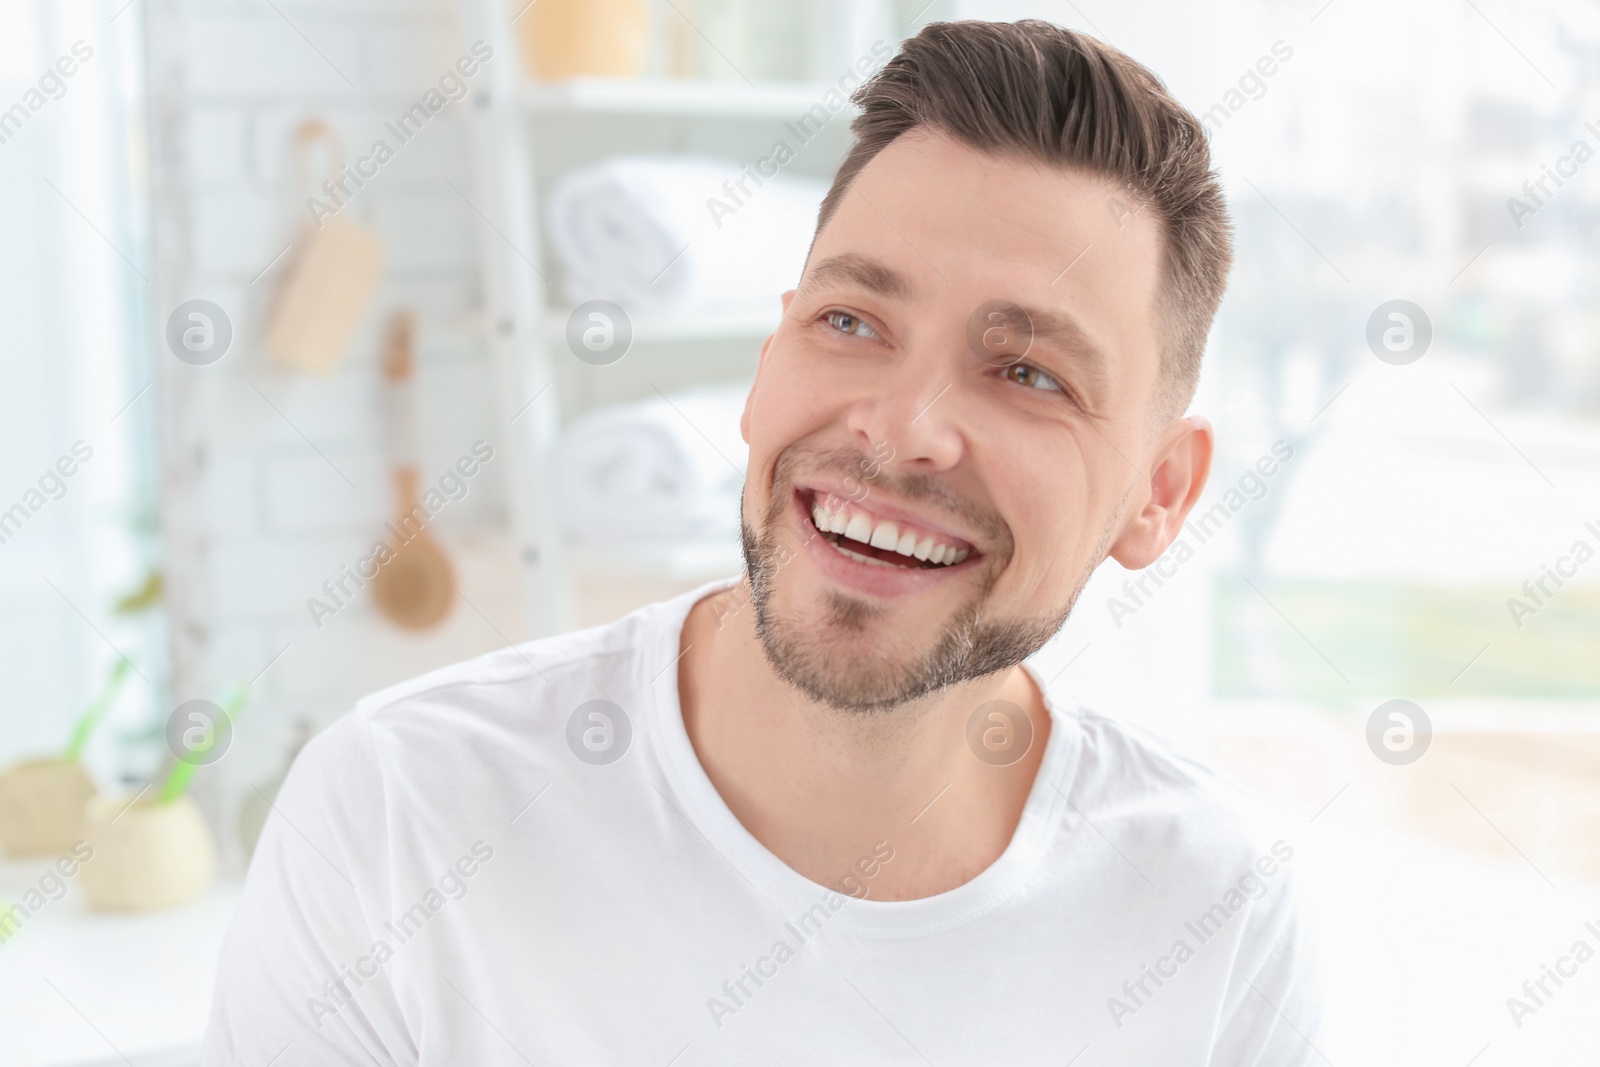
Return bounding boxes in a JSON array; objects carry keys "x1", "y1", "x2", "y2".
[
  {"x1": 546, "y1": 155, "x2": 826, "y2": 314},
  {"x1": 554, "y1": 382, "x2": 751, "y2": 546}
]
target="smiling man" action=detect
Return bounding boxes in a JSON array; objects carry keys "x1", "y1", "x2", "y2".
[{"x1": 206, "y1": 20, "x2": 1319, "y2": 1066}]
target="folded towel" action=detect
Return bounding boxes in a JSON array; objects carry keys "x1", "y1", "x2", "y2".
[
  {"x1": 554, "y1": 382, "x2": 751, "y2": 545},
  {"x1": 546, "y1": 155, "x2": 826, "y2": 314}
]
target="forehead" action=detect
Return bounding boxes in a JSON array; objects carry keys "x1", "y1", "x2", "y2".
[{"x1": 806, "y1": 130, "x2": 1166, "y2": 398}]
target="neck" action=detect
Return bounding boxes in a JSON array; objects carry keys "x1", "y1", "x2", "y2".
[{"x1": 677, "y1": 579, "x2": 1052, "y2": 901}]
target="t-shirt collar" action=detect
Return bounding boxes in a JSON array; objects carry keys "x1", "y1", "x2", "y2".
[{"x1": 641, "y1": 576, "x2": 1082, "y2": 940}]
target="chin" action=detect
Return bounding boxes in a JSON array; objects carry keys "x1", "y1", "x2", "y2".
[{"x1": 744, "y1": 523, "x2": 1066, "y2": 715}]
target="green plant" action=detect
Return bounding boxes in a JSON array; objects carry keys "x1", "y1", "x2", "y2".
[
  {"x1": 62, "y1": 657, "x2": 135, "y2": 761},
  {"x1": 156, "y1": 684, "x2": 249, "y2": 804}
]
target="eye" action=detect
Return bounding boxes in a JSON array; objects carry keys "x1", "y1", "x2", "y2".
[
  {"x1": 824, "y1": 309, "x2": 880, "y2": 340},
  {"x1": 1001, "y1": 362, "x2": 1063, "y2": 393}
]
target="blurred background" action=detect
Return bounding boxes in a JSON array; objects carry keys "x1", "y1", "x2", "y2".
[{"x1": 1, "y1": 0, "x2": 1597, "y2": 1062}]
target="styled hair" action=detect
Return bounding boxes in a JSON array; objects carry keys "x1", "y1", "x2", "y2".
[{"x1": 816, "y1": 20, "x2": 1233, "y2": 418}]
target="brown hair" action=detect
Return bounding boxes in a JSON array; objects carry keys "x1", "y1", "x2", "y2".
[{"x1": 815, "y1": 20, "x2": 1232, "y2": 418}]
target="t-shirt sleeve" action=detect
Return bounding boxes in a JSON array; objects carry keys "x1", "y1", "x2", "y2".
[
  {"x1": 1208, "y1": 858, "x2": 1325, "y2": 1067},
  {"x1": 202, "y1": 708, "x2": 416, "y2": 1066}
]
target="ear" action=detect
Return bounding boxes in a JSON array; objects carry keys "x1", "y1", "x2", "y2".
[
  {"x1": 740, "y1": 378, "x2": 755, "y2": 444},
  {"x1": 742, "y1": 290, "x2": 795, "y2": 444},
  {"x1": 1108, "y1": 417, "x2": 1213, "y2": 569}
]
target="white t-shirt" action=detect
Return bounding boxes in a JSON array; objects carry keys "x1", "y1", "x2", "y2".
[{"x1": 203, "y1": 579, "x2": 1320, "y2": 1065}]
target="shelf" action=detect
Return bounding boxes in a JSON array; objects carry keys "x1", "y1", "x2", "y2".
[
  {"x1": 519, "y1": 78, "x2": 851, "y2": 118},
  {"x1": 0, "y1": 862, "x2": 238, "y2": 1067},
  {"x1": 545, "y1": 306, "x2": 780, "y2": 344}
]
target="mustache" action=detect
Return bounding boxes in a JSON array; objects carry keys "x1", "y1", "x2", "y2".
[{"x1": 768, "y1": 445, "x2": 1009, "y2": 550}]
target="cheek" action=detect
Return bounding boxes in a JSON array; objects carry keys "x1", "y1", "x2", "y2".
[
  {"x1": 747, "y1": 349, "x2": 836, "y2": 474},
  {"x1": 984, "y1": 435, "x2": 1092, "y2": 572},
  {"x1": 744, "y1": 390, "x2": 797, "y2": 485}
]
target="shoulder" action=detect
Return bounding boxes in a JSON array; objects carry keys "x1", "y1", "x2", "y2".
[
  {"x1": 1051, "y1": 711, "x2": 1328, "y2": 1051},
  {"x1": 289, "y1": 592, "x2": 691, "y2": 810},
  {"x1": 354, "y1": 598, "x2": 662, "y2": 729},
  {"x1": 1056, "y1": 701, "x2": 1301, "y2": 889}
]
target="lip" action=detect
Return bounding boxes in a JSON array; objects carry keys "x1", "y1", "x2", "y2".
[
  {"x1": 790, "y1": 488, "x2": 979, "y2": 599},
  {"x1": 797, "y1": 480, "x2": 980, "y2": 553}
]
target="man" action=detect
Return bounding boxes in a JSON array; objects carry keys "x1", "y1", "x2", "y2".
[{"x1": 205, "y1": 20, "x2": 1319, "y2": 1065}]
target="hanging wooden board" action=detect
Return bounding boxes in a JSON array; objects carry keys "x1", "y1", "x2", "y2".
[{"x1": 263, "y1": 120, "x2": 386, "y2": 376}]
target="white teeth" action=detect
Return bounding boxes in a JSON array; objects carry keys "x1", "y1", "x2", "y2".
[
  {"x1": 812, "y1": 495, "x2": 971, "y2": 568},
  {"x1": 835, "y1": 542, "x2": 893, "y2": 567},
  {"x1": 843, "y1": 512, "x2": 874, "y2": 544}
]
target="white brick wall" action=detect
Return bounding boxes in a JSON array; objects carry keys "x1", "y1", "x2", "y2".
[{"x1": 145, "y1": 0, "x2": 523, "y2": 872}]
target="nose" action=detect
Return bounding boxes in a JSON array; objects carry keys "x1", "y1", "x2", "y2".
[{"x1": 843, "y1": 362, "x2": 965, "y2": 473}]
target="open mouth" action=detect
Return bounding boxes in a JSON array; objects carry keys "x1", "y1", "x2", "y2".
[{"x1": 802, "y1": 490, "x2": 977, "y2": 571}]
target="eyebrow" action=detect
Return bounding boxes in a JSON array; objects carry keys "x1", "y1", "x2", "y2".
[
  {"x1": 797, "y1": 253, "x2": 914, "y2": 301},
  {"x1": 1019, "y1": 307, "x2": 1114, "y2": 397}
]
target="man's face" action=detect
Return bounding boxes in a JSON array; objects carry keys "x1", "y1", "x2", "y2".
[{"x1": 740, "y1": 130, "x2": 1168, "y2": 713}]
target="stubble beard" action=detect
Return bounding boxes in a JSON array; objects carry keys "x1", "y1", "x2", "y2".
[{"x1": 739, "y1": 467, "x2": 1114, "y2": 716}]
